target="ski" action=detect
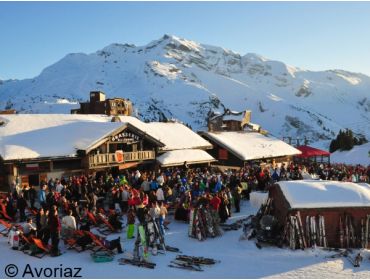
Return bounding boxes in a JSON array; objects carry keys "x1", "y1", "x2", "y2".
[
  {"x1": 310, "y1": 216, "x2": 317, "y2": 247},
  {"x1": 361, "y1": 218, "x2": 365, "y2": 249},
  {"x1": 345, "y1": 215, "x2": 350, "y2": 248},
  {"x1": 289, "y1": 215, "x2": 296, "y2": 250},
  {"x1": 366, "y1": 215, "x2": 370, "y2": 248},
  {"x1": 175, "y1": 255, "x2": 220, "y2": 265},
  {"x1": 305, "y1": 215, "x2": 311, "y2": 248},
  {"x1": 296, "y1": 211, "x2": 307, "y2": 249},
  {"x1": 293, "y1": 215, "x2": 304, "y2": 249},
  {"x1": 168, "y1": 263, "x2": 203, "y2": 272},
  {"x1": 339, "y1": 216, "x2": 344, "y2": 248},
  {"x1": 320, "y1": 216, "x2": 327, "y2": 248},
  {"x1": 118, "y1": 258, "x2": 156, "y2": 269},
  {"x1": 348, "y1": 215, "x2": 356, "y2": 248},
  {"x1": 165, "y1": 245, "x2": 182, "y2": 253}
]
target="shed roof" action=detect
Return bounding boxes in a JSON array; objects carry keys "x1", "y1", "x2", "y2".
[
  {"x1": 200, "y1": 131, "x2": 301, "y2": 161},
  {"x1": 278, "y1": 180, "x2": 370, "y2": 209}
]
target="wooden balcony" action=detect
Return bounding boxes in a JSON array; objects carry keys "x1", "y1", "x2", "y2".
[{"x1": 88, "y1": 150, "x2": 155, "y2": 168}]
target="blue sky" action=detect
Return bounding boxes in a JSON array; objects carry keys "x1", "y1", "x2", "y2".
[{"x1": 1, "y1": 1, "x2": 370, "y2": 79}]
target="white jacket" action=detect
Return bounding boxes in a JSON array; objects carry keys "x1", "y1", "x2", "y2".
[
  {"x1": 156, "y1": 188, "x2": 165, "y2": 201},
  {"x1": 62, "y1": 215, "x2": 77, "y2": 230}
]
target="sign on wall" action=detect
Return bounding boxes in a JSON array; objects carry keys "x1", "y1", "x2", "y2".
[
  {"x1": 115, "y1": 150, "x2": 124, "y2": 163},
  {"x1": 111, "y1": 131, "x2": 141, "y2": 143}
]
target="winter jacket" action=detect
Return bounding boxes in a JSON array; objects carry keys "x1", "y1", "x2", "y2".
[
  {"x1": 156, "y1": 188, "x2": 165, "y2": 201},
  {"x1": 38, "y1": 189, "x2": 46, "y2": 203}
]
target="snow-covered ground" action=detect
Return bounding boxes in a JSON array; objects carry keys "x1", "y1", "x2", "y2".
[
  {"x1": 331, "y1": 142, "x2": 370, "y2": 166},
  {"x1": 1, "y1": 201, "x2": 370, "y2": 279}
]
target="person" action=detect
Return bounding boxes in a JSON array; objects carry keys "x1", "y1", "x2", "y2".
[
  {"x1": 156, "y1": 186, "x2": 165, "y2": 204},
  {"x1": 17, "y1": 193, "x2": 28, "y2": 222},
  {"x1": 233, "y1": 184, "x2": 242, "y2": 213},
  {"x1": 108, "y1": 211, "x2": 123, "y2": 231},
  {"x1": 126, "y1": 207, "x2": 136, "y2": 239},
  {"x1": 121, "y1": 186, "x2": 130, "y2": 213},
  {"x1": 55, "y1": 180, "x2": 64, "y2": 193},
  {"x1": 38, "y1": 185, "x2": 47, "y2": 209},
  {"x1": 159, "y1": 201, "x2": 168, "y2": 233},
  {"x1": 102, "y1": 236, "x2": 123, "y2": 254},
  {"x1": 48, "y1": 207, "x2": 61, "y2": 257},
  {"x1": 36, "y1": 208, "x2": 48, "y2": 241},
  {"x1": 28, "y1": 185, "x2": 37, "y2": 209},
  {"x1": 22, "y1": 217, "x2": 37, "y2": 237},
  {"x1": 61, "y1": 210, "x2": 77, "y2": 239},
  {"x1": 218, "y1": 192, "x2": 229, "y2": 223}
]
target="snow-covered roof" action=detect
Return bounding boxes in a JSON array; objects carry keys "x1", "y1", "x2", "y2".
[
  {"x1": 0, "y1": 114, "x2": 212, "y2": 161},
  {"x1": 201, "y1": 131, "x2": 301, "y2": 161},
  {"x1": 0, "y1": 114, "x2": 123, "y2": 160},
  {"x1": 223, "y1": 114, "x2": 243, "y2": 121},
  {"x1": 142, "y1": 122, "x2": 212, "y2": 151},
  {"x1": 278, "y1": 180, "x2": 370, "y2": 209},
  {"x1": 156, "y1": 149, "x2": 216, "y2": 167}
]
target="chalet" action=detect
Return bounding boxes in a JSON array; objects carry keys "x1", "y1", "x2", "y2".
[
  {"x1": 0, "y1": 114, "x2": 214, "y2": 191},
  {"x1": 200, "y1": 109, "x2": 300, "y2": 168}
]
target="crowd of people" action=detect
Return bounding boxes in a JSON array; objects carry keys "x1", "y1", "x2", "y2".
[{"x1": 0, "y1": 161, "x2": 369, "y2": 256}]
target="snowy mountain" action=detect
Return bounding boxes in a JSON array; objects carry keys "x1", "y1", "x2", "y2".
[
  {"x1": 331, "y1": 142, "x2": 370, "y2": 166},
  {"x1": 1, "y1": 34, "x2": 370, "y2": 147}
]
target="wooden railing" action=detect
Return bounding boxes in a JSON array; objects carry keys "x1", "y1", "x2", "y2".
[{"x1": 88, "y1": 150, "x2": 155, "y2": 168}]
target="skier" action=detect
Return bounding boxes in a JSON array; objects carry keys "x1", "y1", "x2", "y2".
[{"x1": 127, "y1": 207, "x2": 136, "y2": 239}]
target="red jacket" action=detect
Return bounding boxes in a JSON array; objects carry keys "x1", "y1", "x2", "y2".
[{"x1": 210, "y1": 196, "x2": 221, "y2": 211}]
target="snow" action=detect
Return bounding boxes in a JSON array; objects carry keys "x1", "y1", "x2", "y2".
[
  {"x1": 1, "y1": 201, "x2": 370, "y2": 278},
  {"x1": 0, "y1": 114, "x2": 213, "y2": 160},
  {"x1": 142, "y1": 122, "x2": 212, "y2": 151},
  {"x1": 250, "y1": 191, "x2": 269, "y2": 208},
  {"x1": 278, "y1": 180, "x2": 370, "y2": 209},
  {"x1": 0, "y1": 118, "x2": 123, "y2": 160},
  {"x1": 1, "y1": 34, "x2": 370, "y2": 145},
  {"x1": 156, "y1": 149, "x2": 216, "y2": 167},
  {"x1": 202, "y1": 131, "x2": 301, "y2": 161},
  {"x1": 331, "y1": 142, "x2": 370, "y2": 166}
]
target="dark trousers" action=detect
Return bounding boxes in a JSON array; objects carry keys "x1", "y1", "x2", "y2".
[
  {"x1": 234, "y1": 198, "x2": 240, "y2": 213},
  {"x1": 109, "y1": 238, "x2": 123, "y2": 253},
  {"x1": 120, "y1": 201, "x2": 128, "y2": 213},
  {"x1": 19, "y1": 208, "x2": 26, "y2": 222},
  {"x1": 50, "y1": 231, "x2": 60, "y2": 255}
]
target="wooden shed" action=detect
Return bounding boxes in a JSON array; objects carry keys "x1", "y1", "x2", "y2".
[{"x1": 269, "y1": 180, "x2": 370, "y2": 249}]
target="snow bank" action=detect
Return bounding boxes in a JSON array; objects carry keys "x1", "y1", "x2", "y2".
[
  {"x1": 156, "y1": 149, "x2": 215, "y2": 167},
  {"x1": 331, "y1": 142, "x2": 370, "y2": 166},
  {"x1": 278, "y1": 180, "x2": 370, "y2": 209},
  {"x1": 202, "y1": 131, "x2": 301, "y2": 161},
  {"x1": 250, "y1": 191, "x2": 268, "y2": 208}
]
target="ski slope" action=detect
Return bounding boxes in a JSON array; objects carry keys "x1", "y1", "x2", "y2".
[{"x1": 1, "y1": 200, "x2": 370, "y2": 279}]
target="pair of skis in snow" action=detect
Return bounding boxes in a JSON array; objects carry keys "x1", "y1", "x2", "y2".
[{"x1": 168, "y1": 255, "x2": 220, "y2": 272}]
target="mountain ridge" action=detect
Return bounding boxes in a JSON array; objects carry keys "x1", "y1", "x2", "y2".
[{"x1": 1, "y1": 34, "x2": 369, "y2": 148}]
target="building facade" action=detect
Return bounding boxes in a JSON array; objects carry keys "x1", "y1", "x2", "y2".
[{"x1": 71, "y1": 91, "x2": 133, "y2": 116}]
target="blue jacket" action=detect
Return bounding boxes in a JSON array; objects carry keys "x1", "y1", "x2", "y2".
[{"x1": 38, "y1": 189, "x2": 46, "y2": 203}]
